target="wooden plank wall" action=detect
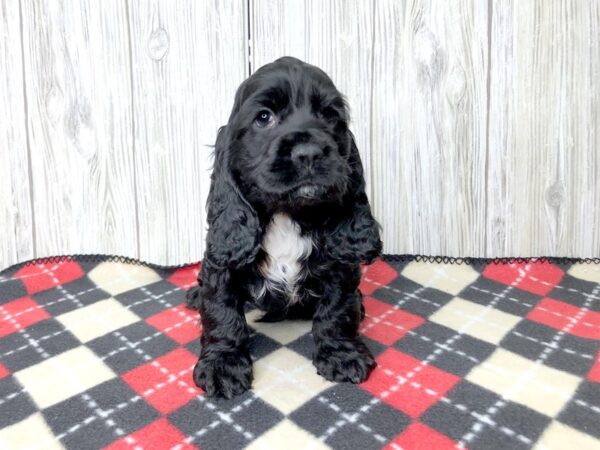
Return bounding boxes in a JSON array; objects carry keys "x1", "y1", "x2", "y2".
[
  {"x1": 487, "y1": 0, "x2": 600, "y2": 257},
  {"x1": 0, "y1": 1, "x2": 598, "y2": 269},
  {"x1": 0, "y1": 0, "x2": 33, "y2": 267},
  {"x1": 128, "y1": 0, "x2": 247, "y2": 263}
]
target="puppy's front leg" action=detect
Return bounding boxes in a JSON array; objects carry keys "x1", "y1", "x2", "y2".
[
  {"x1": 193, "y1": 268, "x2": 252, "y2": 398},
  {"x1": 312, "y1": 269, "x2": 376, "y2": 383}
]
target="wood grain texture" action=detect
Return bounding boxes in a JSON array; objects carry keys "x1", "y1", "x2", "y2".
[
  {"x1": 19, "y1": 0, "x2": 137, "y2": 261},
  {"x1": 371, "y1": 0, "x2": 489, "y2": 256},
  {"x1": 0, "y1": 0, "x2": 33, "y2": 270},
  {"x1": 2, "y1": 1, "x2": 599, "y2": 268},
  {"x1": 250, "y1": 0, "x2": 374, "y2": 197},
  {"x1": 128, "y1": 0, "x2": 247, "y2": 265},
  {"x1": 488, "y1": 0, "x2": 600, "y2": 257}
]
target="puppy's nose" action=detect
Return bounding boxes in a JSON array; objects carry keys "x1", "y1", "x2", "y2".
[{"x1": 291, "y1": 144, "x2": 323, "y2": 167}]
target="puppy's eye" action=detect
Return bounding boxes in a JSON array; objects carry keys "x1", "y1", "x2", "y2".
[
  {"x1": 321, "y1": 107, "x2": 340, "y2": 123},
  {"x1": 254, "y1": 110, "x2": 276, "y2": 128}
]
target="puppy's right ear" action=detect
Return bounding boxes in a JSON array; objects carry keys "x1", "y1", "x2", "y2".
[{"x1": 203, "y1": 126, "x2": 261, "y2": 269}]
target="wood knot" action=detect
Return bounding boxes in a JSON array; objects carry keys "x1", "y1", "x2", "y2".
[
  {"x1": 413, "y1": 29, "x2": 445, "y2": 87},
  {"x1": 147, "y1": 28, "x2": 169, "y2": 61},
  {"x1": 446, "y1": 65, "x2": 466, "y2": 106},
  {"x1": 45, "y1": 84, "x2": 64, "y2": 126},
  {"x1": 67, "y1": 99, "x2": 96, "y2": 161},
  {"x1": 545, "y1": 182, "x2": 565, "y2": 208}
]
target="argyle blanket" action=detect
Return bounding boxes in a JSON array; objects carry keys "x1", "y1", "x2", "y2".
[{"x1": 0, "y1": 256, "x2": 599, "y2": 450}]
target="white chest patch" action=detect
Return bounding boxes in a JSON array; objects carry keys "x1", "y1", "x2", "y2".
[{"x1": 258, "y1": 213, "x2": 313, "y2": 303}]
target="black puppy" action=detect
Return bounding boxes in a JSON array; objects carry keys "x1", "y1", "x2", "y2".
[{"x1": 187, "y1": 57, "x2": 382, "y2": 398}]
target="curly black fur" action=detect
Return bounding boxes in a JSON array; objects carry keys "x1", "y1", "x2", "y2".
[{"x1": 187, "y1": 57, "x2": 382, "y2": 398}]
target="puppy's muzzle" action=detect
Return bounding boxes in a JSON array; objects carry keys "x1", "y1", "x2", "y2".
[{"x1": 291, "y1": 143, "x2": 323, "y2": 170}]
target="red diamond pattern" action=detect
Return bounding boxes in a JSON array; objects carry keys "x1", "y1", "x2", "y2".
[
  {"x1": 362, "y1": 348, "x2": 460, "y2": 418},
  {"x1": 483, "y1": 262, "x2": 564, "y2": 296},
  {"x1": 527, "y1": 297, "x2": 600, "y2": 340},
  {"x1": 589, "y1": 350, "x2": 600, "y2": 383},
  {"x1": 146, "y1": 305, "x2": 200, "y2": 345},
  {"x1": 361, "y1": 296, "x2": 425, "y2": 345},
  {"x1": 0, "y1": 256, "x2": 598, "y2": 449},
  {"x1": 359, "y1": 260, "x2": 398, "y2": 295},
  {"x1": 0, "y1": 297, "x2": 50, "y2": 338},
  {"x1": 0, "y1": 362, "x2": 9, "y2": 379},
  {"x1": 386, "y1": 422, "x2": 459, "y2": 450},
  {"x1": 15, "y1": 261, "x2": 85, "y2": 294},
  {"x1": 122, "y1": 347, "x2": 201, "y2": 414},
  {"x1": 105, "y1": 418, "x2": 198, "y2": 450},
  {"x1": 167, "y1": 264, "x2": 201, "y2": 290}
]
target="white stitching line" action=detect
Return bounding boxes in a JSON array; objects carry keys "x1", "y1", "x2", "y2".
[
  {"x1": 469, "y1": 284, "x2": 600, "y2": 328},
  {"x1": 2, "y1": 263, "x2": 197, "y2": 321},
  {"x1": 170, "y1": 323, "x2": 354, "y2": 448},
  {"x1": 364, "y1": 274, "x2": 598, "y2": 359},
  {"x1": 126, "y1": 284, "x2": 256, "y2": 447},
  {"x1": 316, "y1": 264, "x2": 527, "y2": 447},
  {"x1": 0, "y1": 312, "x2": 195, "y2": 359},
  {"x1": 458, "y1": 268, "x2": 600, "y2": 447},
  {"x1": 1, "y1": 266, "x2": 200, "y2": 449},
  {"x1": 370, "y1": 263, "x2": 538, "y2": 447},
  {"x1": 451, "y1": 265, "x2": 600, "y2": 326},
  {"x1": 0, "y1": 303, "x2": 198, "y2": 410},
  {"x1": 0, "y1": 304, "x2": 50, "y2": 360},
  {"x1": 80, "y1": 393, "x2": 127, "y2": 438},
  {"x1": 35, "y1": 264, "x2": 138, "y2": 450},
  {"x1": 0, "y1": 263, "x2": 64, "y2": 284},
  {"x1": 74, "y1": 302, "x2": 150, "y2": 448},
  {"x1": 378, "y1": 365, "x2": 534, "y2": 446},
  {"x1": 454, "y1": 263, "x2": 535, "y2": 447},
  {"x1": 19, "y1": 264, "x2": 138, "y2": 450},
  {"x1": 2, "y1": 260, "x2": 596, "y2": 446},
  {"x1": 316, "y1": 395, "x2": 387, "y2": 444},
  {"x1": 49, "y1": 365, "x2": 189, "y2": 445},
  {"x1": 0, "y1": 283, "x2": 187, "y2": 359},
  {"x1": 310, "y1": 266, "x2": 447, "y2": 444},
  {"x1": 365, "y1": 274, "x2": 600, "y2": 330},
  {"x1": 510, "y1": 330, "x2": 594, "y2": 360},
  {"x1": 527, "y1": 272, "x2": 600, "y2": 299},
  {"x1": 1, "y1": 262, "x2": 125, "y2": 326},
  {"x1": 250, "y1": 349, "x2": 392, "y2": 446},
  {"x1": 472, "y1": 357, "x2": 600, "y2": 413},
  {"x1": 4, "y1": 285, "x2": 104, "y2": 320},
  {"x1": 28, "y1": 297, "x2": 251, "y2": 448},
  {"x1": 0, "y1": 263, "x2": 75, "y2": 371},
  {"x1": 363, "y1": 310, "x2": 596, "y2": 362},
  {"x1": 361, "y1": 313, "x2": 479, "y2": 364}
]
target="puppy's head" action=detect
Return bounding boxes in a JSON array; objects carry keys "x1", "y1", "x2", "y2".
[
  {"x1": 226, "y1": 57, "x2": 353, "y2": 210},
  {"x1": 204, "y1": 57, "x2": 381, "y2": 269}
]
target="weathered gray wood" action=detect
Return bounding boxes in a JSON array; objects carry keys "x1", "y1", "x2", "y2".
[
  {"x1": 128, "y1": 0, "x2": 247, "y2": 265},
  {"x1": 0, "y1": 0, "x2": 33, "y2": 270},
  {"x1": 250, "y1": 0, "x2": 374, "y2": 197},
  {"x1": 370, "y1": 0, "x2": 489, "y2": 256},
  {"x1": 488, "y1": 0, "x2": 600, "y2": 257},
  {"x1": 19, "y1": 0, "x2": 137, "y2": 262}
]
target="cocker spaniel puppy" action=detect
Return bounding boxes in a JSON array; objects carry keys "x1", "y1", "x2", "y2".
[{"x1": 187, "y1": 57, "x2": 382, "y2": 398}]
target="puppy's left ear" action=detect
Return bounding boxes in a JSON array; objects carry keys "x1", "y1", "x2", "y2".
[
  {"x1": 327, "y1": 134, "x2": 382, "y2": 265},
  {"x1": 203, "y1": 126, "x2": 261, "y2": 269}
]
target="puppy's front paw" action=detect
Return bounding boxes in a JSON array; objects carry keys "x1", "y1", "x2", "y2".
[
  {"x1": 193, "y1": 350, "x2": 253, "y2": 399},
  {"x1": 313, "y1": 339, "x2": 376, "y2": 384}
]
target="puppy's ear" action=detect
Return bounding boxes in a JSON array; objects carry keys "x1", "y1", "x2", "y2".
[
  {"x1": 203, "y1": 126, "x2": 261, "y2": 269},
  {"x1": 327, "y1": 133, "x2": 382, "y2": 265}
]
